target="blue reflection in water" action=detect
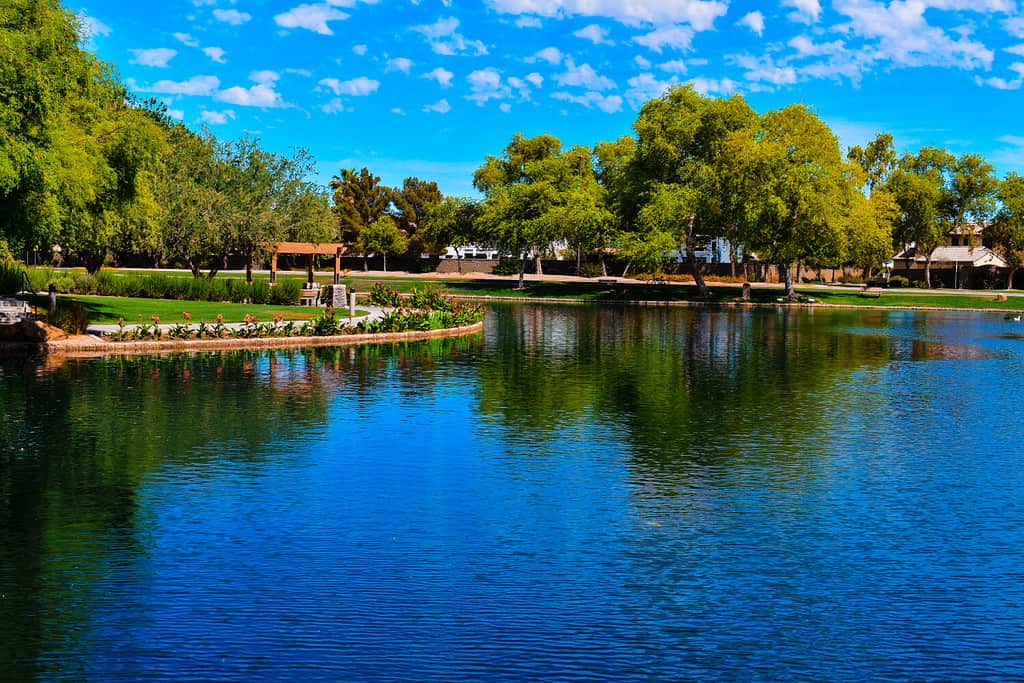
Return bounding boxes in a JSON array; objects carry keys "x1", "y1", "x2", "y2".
[{"x1": 1, "y1": 305, "x2": 1023, "y2": 681}]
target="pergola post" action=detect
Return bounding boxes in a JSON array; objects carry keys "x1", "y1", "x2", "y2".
[
  {"x1": 270, "y1": 252, "x2": 278, "y2": 284},
  {"x1": 307, "y1": 255, "x2": 315, "y2": 286},
  {"x1": 334, "y1": 249, "x2": 341, "y2": 285}
]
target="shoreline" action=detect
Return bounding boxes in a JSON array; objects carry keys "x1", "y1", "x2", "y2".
[{"x1": 0, "y1": 321, "x2": 485, "y2": 358}]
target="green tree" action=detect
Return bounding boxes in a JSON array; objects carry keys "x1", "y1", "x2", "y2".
[
  {"x1": 847, "y1": 133, "x2": 897, "y2": 192},
  {"x1": 330, "y1": 167, "x2": 394, "y2": 269},
  {"x1": 627, "y1": 86, "x2": 758, "y2": 297},
  {"x1": 987, "y1": 173, "x2": 1024, "y2": 289},
  {"x1": 728, "y1": 104, "x2": 848, "y2": 297},
  {"x1": 474, "y1": 133, "x2": 564, "y2": 287},
  {"x1": 357, "y1": 214, "x2": 407, "y2": 272},
  {"x1": 421, "y1": 196, "x2": 482, "y2": 274},
  {"x1": 392, "y1": 176, "x2": 443, "y2": 253}
]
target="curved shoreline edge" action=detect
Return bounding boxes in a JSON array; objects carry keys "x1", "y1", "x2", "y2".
[
  {"x1": 446, "y1": 293, "x2": 1024, "y2": 314},
  {"x1": 0, "y1": 321, "x2": 485, "y2": 358}
]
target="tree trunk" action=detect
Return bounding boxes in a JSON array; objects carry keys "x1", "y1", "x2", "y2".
[
  {"x1": 600, "y1": 254, "x2": 608, "y2": 277},
  {"x1": 1008, "y1": 266, "x2": 1018, "y2": 290},
  {"x1": 781, "y1": 263, "x2": 795, "y2": 298},
  {"x1": 382, "y1": 252, "x2": 387, "y2": 272},
  {"x1": 685, "y1": 214, "x2": 710, "y2": 299},
  {"x1": 363, "y1": 253, "x2": 368, "y2": 272},
  {"x1": 924, "y1": 254, "x2": 933, "y2": 288},
  {"x1": 535, "y1": 251, "x2": 543, "y2": 277},
  {"x1": 576, "y1": 244, "x2": 582, "y2": 277},
  {"x1": 455, "y1": 248, "x2": 462, "y2": 275},
  {"x1": 729, "y1": 243, "x2": 737, "y2": 279},
  {"x1": 517, "y1": 251, "x2": 526, "y2": 289},
  {"x1": 795, "y1": 262, "x2": 803, "y2": 286},
  {"x1": 622, "y1": 260, "x2": 632, "y2": 278},
  {"x1": 188, "y1": 258, "x2": 201, "y2": 280},
  {"x1": 84, "y1": 253, "x2": 105, "y2": 275},
  {"x1": 245, "y1": 257, "x2": 253, "y2": 283}
]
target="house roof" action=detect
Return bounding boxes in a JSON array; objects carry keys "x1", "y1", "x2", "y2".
[{"x1": 895, "y1": 245, "x2": 1008, "y2": 267}]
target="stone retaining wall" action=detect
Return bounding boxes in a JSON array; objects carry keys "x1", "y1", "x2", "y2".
[{"x1": 0, "y1": 321, "x2": 485, "y2": 357}]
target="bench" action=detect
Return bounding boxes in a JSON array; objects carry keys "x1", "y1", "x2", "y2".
[
  {"x1": 597, "y1": 278, "x2": 618, "y2": 286},
  {"x1": 300, "y1": 287, "x2": 321, "y2": 306},
  {"x1": 859, "y1": 286, "x2": 883, "y2": 298}
]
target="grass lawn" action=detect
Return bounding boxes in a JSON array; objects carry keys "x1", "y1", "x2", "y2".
[{"x1": 22, "y1": 294, "x2": 368, "y2": 325}]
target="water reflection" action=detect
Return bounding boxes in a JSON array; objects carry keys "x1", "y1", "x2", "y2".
[{"x1": 1, "y1": 307, "x2": 1022, "y2": 680}]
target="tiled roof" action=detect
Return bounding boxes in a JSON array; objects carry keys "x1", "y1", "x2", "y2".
[{"x1": 895, "y1": 245, "x2": 1008, "y2": 267}]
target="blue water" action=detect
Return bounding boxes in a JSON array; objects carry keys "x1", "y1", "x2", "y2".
[{"x1": 2, "y1": 304, "x2": 1023, "y2": 680}]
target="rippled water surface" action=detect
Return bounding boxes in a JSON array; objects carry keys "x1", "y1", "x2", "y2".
[{"x1": 2, "y1": 304, "x2": 1024, "y2": 681}]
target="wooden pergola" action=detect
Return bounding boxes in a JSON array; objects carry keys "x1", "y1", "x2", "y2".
[{"x1": 261, "y1": 241, "x2": 348, "y2": 285}]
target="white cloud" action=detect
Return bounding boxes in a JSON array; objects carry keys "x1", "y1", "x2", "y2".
[
  {"x1": 832, "y1": 0, "x2": 994, "y2": 71},
  {"x1": 423, "y1": 98, "x2": 452, "y2": 113},
  {"x1": 201, "y1": 109, "x2": 236, "y2": 125},
  {"x1": 782, "y1": 0, "x2": 821, "y2": 24},
  {"x1": 168, "y1": 109, "x2": 184, "y2": 120},
  {"x1": 624, "y1": 72, "x2": 678, "y2": 106},
  {"x1": 322, "y1": 98, "x2": 345, "y2": 114},
  {"x1": 737, "y1": 11, "x2": 764, "y2": 36},
  {"x1": 423, "y1": 67, "x2": 455, "y2": 87},
  {"x1": 977, "y1": 62, "x2": 1024, "y2": 90},
  {"x1": 729, "y1": 53, "x2": 798, "y2": 86},
  {"x1": 658, "y1": 60, "x2": 687, "y2": 74},
  {"x1": 203, "y1": 47, "x2": 227, "y2": 63},
  {"x1": 77, "y1": 12, "x2": 111, "y2": 39},
  {"x1": 554, "y1": 58, "x2": 615, "y2": 90},
  {"x1": 275, "y1": 4, "x2": 349, "y2": 35},
  {"x1": 634, "y1": 25, "x2": 695, "y2": 53},
  {"x1": 319, "y1": 76, "x2": 380, "y2": 95},
  {"x1": 213, "y1": 8, "x2": 252, "y2": 25},
  {"x1": 411, "y1": 17, "x2": 487, "y2": 56},
  {"x1": 130, "y1": 48, "x2": 177, "y2": 68},
  {"x1": 574, "y1": 24, "x2": 612, "y2": 45},
  {"x1": 500, "y1": 103, "x2": 512, "y2": 112},
  {"x1": 172, "y1": 32, "x2": 198, "y2": 47},
  {"x1": 353, "y1": 44, "x2": 368, "y2": 55},
  {"x1": 216, "y1": 84, "x2": 286, "y2": 108},
  {"x1": 388, "y1": 57, "x2": 414, "y2": 74},
  {"x1": 285, "y1": 68, "x2": 313, "y2": 77},
  {"x1": 529, "y1": 46, "x2": 563, "y2": 64},
  {"x1": 250, "y1": 70, "x2": 280, "y2": 85},
  {"x1": 132, "y1": 75, "x2": 220, "y2": 96},
  {"x1": 486, "y1": 0, "x2": 728, "y2": 32},
  {"x1": 551, "y1": 91, "x2": 623, "y2": 113},
  {"x1": 466, "y1": 67, "x2": 512, "y2": 104},
  {"x1": 515, "y1": 16, "x2": 542, "y2": 28},
  {"x1": 634, "y1": 55, "x2": 651, "y2": 69},
  {"x1": 525, "y1": 71, "x2": 544, "y2": 87},
  {"x1": 1005, "y1": 17, "x2": 1024, "y2": 39},
  {"x1": 688, "y1": 76, "x2": 740, "y2": 95},
  {"x1": 1007, "y1": 44, "x2": 1024, "y2": 57},
  {"x1": 391, "y1": 107, "x2": 406, "y2": 115}
]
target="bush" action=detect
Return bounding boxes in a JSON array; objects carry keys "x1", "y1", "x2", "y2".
[
  {"x1": 409, "y1": 285, "x2": 450, "y2": 311},
  {"x1": 367, "y1": 282, "x2": 403, "y2": 307},
  {"x1": 0, "y1": 261, "x2": 25, "y2": 296},
  {"x1": 911, "y1": 279, "x2": 928, "y2": 289},
  {"x1": 48, "y1": 302, "x2": 90, "y2": 334},
  {"x1": 269, "y1": 278, "x2": 302, "y2": 305},
  {"x1": 250, "y1": 280, "x2": 271, "y2": 304},
  {"x1": 493, "y1": 258, "x2": 521, "y2": 276},
  {"x1": 889, "y1": 274, "x2": 910, "y2": 288},
  {"x1": 579, "y1": 262, "x2": 603, "y2": 278}
]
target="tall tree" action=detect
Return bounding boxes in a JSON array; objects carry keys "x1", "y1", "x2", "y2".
[
  {"x1": 357, "y1": 214, "x2": 406, "y2": 272},
  {"x1": 627, "y1": 86, "x2": 758, "y2": 297},
  {"x1": 728, "y1": 104, "x2": 848, "y2": 297},
  {"x1": 421, "y1": 197, "x2": 482, "y2": 274},
  {"x1": 392, "y1": 177, "x2": 442, "y2": 254},
  {"x1": 474, "y1": 133, "x2": 564, "y2": 287},
  {"x1": 987, "y1": 173, "x2": 1024, "y2": 289},
  {"x1": 847, "y1": 133, "x2": 897, "y2": 191},
  {"x1": 330, "y1": 167, "x2": 393, "y2": 245}
]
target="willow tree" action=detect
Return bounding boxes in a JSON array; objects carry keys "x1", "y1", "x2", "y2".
[
  {"x1": 727, "y1": 105, "x2": 848, "y2": 298},
  {"x1": 474, "y1": 133, "x2": 564, "y2": 287},
  {"x1": 626, "y1": 85, "x2": 758, "y2": 298}
]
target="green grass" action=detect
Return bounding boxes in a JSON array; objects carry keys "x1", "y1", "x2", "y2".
[{"x1": 22, "y1": 294, "x2": 369, "y2": 325}]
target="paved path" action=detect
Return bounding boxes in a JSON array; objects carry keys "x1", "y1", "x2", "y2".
[{"x1": 86, "y1": 306, "x2": 388, "y2": 336}]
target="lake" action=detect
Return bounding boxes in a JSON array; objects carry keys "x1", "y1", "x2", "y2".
[{"x1": 2, "y1": 303, "x2": 1023, "y2": 681}]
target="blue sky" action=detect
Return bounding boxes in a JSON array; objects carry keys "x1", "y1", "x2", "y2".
[{"x1": 71, "y1": 0, "x2": 1024, "y2": 196}]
